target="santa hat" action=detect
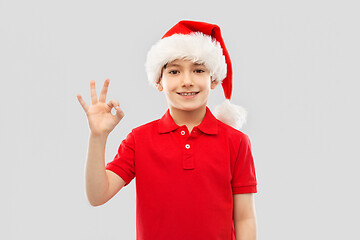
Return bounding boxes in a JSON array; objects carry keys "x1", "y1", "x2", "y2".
[{"x1": 145, "y1": 20, "x2": 247, "y2": 129}]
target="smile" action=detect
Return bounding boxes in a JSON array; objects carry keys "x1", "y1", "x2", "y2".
[{"x1": 177, "y1": 91, "x2": 200, "y2": 96}]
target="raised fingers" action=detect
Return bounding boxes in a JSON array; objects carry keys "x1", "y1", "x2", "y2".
[
  {"x1": 77, "y1": 94, "x2": 89, "y2": 112},
  {"x1": 90, "y1": 80, "x2": 98, "y2": 105},
  {"x1": 99, "y1": 78, "x2": 110, "y2": 103}
]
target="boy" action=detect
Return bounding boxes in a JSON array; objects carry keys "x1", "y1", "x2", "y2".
[{"x1": 77, "y1": 20, "x2": 257, "y2": 240}]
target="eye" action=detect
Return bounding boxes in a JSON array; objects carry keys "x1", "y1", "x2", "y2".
[
  {"x1": 169, "y1": 70, "x2": 179, "y2": 74},
  {"x1": 195, "y1": 69, "x2": 205, "y2": 73}
]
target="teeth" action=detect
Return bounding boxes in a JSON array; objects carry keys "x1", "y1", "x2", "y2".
[{"x1": 180, "y1": 92, "x2": 197, "y2": 96}]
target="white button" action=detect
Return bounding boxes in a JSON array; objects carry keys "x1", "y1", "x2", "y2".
[
  {"x1": 185, "y1": 144, "x2": 190, "y2": 149},
  {"x1": 181, "y1": 130, "x2": 186, "y2": 135}
]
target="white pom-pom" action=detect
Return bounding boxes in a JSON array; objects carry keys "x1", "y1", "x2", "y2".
[{"x1": 213, "y1": 100, "x2": 247, "y2": 130}]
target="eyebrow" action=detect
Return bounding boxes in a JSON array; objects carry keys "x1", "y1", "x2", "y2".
[
  {"x1": 164, "y1": 62, "x2": 204, "y2": 68},
  {"x1": 165, "y1": 63, "x2": 179, "y2": 68}
]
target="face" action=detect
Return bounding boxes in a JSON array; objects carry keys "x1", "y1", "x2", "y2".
[{"x1": 157, "y1": 59, "x2": 218, "y2": 113}]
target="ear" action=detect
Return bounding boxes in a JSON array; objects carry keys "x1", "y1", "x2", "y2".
[
  {"x1": 210, "y1": 79, "x2": 219, "y2": 90},
  {"x1": 156, "y1": 79, "x2": 163, "y2": 91}
]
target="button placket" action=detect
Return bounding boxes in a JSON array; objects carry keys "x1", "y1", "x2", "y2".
[{"x1": 183, "y1": 140, "x2": 194, "y2": 170}]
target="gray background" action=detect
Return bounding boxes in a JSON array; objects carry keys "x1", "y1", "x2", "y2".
[{"x1": 1, "y1": 0, "x2": 359, "y2": 239}]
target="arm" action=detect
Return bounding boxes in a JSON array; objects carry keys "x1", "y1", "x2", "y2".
[
  {"x1": 77, "y1": 79, "x2": 126, "y2": 206},
  {"x1": 85, "y1": 134, "x2": 126, "y2": 206},
  {"x1": 233, "y1": 193, "x2": 257, "y2": 240}
]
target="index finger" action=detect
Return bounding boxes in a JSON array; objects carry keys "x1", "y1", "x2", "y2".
[{"x1": 99, "y1": 78, "x2": 110, "y2": 103}]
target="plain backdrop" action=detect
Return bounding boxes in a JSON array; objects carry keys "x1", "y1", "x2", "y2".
[{"x1": 1, "y1": 0, "x2": 359, "y2": 239}]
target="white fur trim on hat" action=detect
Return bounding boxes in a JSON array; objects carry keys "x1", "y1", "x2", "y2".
[
  {"x1": 145, "y1": 32, "x2": 227, "y2": 86},
  {"x1": 213, "y1": 100, "x2": 247, "y2": 130}
]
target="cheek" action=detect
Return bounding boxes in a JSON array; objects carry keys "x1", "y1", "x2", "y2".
[
  {"x1": 162, "y1": 83, "x2": 175, "y2": 96},
  {"x1": 201, "y1": 78, "x2": 212, "y2": 90},
  {"x1": 162, "y1": 82, "x2": 170, "y2": 92},
  {"x1": 163, "y1": 79, "x2": 177, "y2": 91},
  {"x1": 161, "y1": 78, "x2": 169, "y2": 90}
]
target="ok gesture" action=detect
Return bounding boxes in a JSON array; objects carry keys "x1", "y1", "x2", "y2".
[{"x1": 77, "y1": 79, "x2": 125, "y2": 137}]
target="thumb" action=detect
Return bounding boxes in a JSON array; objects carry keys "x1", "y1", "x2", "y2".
[
  {"x1": 114, "y1": 105, "x2": 125, "y2": 121},
  {"x1": 107, "y1": 99, "x2": 125, "y2": 121}
]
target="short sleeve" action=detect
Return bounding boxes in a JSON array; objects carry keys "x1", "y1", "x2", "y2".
[
  {"x1": 232, "y1": 134, "x2": 257, "y2": 194},
  {"x1": 105, "y1": 131, "x2": 136, "y2": 187}
]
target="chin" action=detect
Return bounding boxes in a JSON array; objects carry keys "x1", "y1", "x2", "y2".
[
  {"x1": 180, "y1": 107, "x2": 199, "y2": 112},
  {"x1": 173, "y1": 103, "x2": 207, "y2": 112}
]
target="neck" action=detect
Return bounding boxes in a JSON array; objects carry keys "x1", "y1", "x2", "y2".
[{"x1": 169, "y1": 106, "x2": 207, "y2": 132}]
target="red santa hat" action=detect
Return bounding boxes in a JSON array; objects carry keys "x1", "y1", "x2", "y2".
[{"x1": 145, "y1": 20, "x2": 247, "y2": 129}]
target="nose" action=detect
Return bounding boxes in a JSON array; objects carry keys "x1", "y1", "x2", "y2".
[{"x1": 181, "y1": 72, "x2": 194, "y2": 87}]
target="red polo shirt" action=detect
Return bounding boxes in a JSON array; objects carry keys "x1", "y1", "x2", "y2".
[{"x1": 106, "y1": 106, "x2": 257, "y2": 240}]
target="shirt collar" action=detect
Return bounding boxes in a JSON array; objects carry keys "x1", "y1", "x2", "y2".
[{"x1": 158, "y1": 106, "x2": 218, "y2": 135}]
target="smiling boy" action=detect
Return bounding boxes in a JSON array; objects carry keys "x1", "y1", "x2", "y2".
[
  {"x1": 77, "y1": 20, "x2": 257, "y2": 240},
  {"x1": 156, "y1": 59, "x2": 219, "y2": 133}
]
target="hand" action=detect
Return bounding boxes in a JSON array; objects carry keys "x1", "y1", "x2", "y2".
[{"x1": 77, "y1": 78, "x2": 125, "y2": 137}]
